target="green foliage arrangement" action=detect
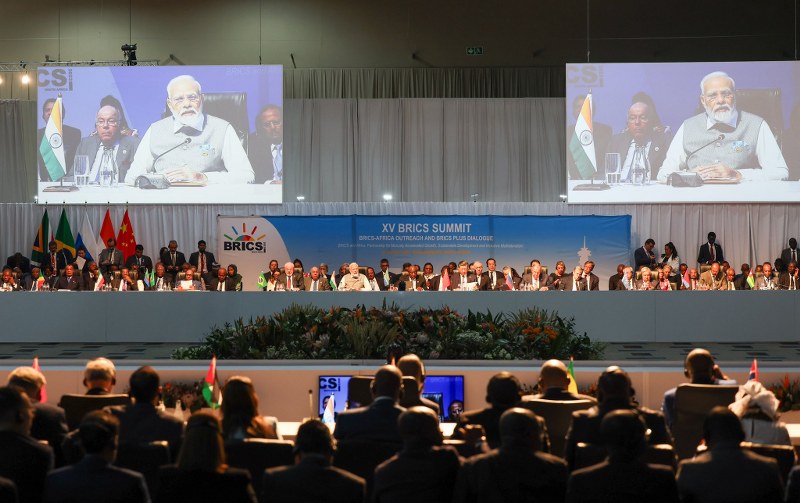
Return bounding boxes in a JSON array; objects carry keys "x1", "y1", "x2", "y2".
[
  {"x1": 172, "y1": 302, "x2": 605, "y2": 361},
  {"x1": 769, "y1": 375, "x2": 800, "y2": 412}
]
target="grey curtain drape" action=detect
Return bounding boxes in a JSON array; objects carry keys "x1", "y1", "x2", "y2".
[{"x1": 0, "y1": 100, "x2": 36, "y2": 202}]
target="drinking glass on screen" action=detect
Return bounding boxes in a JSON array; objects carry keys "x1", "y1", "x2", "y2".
[
  {"x1": 74, "y1": 155, "x2": 90, "y2": 186},
  {"x1": 605, "y1": 153, "x2": 621, "y2": 185}
]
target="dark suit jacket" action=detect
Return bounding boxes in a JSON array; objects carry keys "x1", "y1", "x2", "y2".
[
  {"x1": 38, "y1": 124, "x2": 81, "y2": 180},
  {"x1": 559, "y1": 275, "x2": 586, "y2": 291},
  {"x1": 452, "y1": 405, "x2": 551, "y2": 451},
  {"x1": 676, "y1": 444, "x2": 783, "y2": 503},
  {"x1": 107, "y1": 402, "x2": 184, "y2": 461},
  {"x1": 449, "y1": 273, "x2": 477, "y2": 291},
  {"x1": 697, "y1": 242, "x2": 724, "y2": 265},
  {"x1": 606, "y1": 130, "x2": 671, "y2": 180},
  {"x1": 247, "y1": 133, "x2": 280, "y2": 185},
  {"x1": 634, "y1": 246, "x2": 657, "y2": 271},
  {"x1": 81, "y1": 271, "x2": 102, "y2": 292},
  {"x1": 564, "y1": 401, "x2": 672, "y2": 470},
  {"x1": 730, "y1": 274, "x2": 751, "y2": 290},
  {"x1": 532, "y1": 388, "x2": 597, "y2": 403},
  {"x1": 0, "y1": 476, "x2": 16, "y2": 503},
  {"x1": 373, "y1": 446, "x2": 460, "y2": 503},
  {"x1": 44, "y1": 454, "x2": 149, "y2": 503},
  {"x1": 207, "y1": 277, "x2": 238, "y2": 292},
  {"x1": 608, "y1": 273, "x2": 623, "y2": 290},
  {"x1": 778, "y1": 271, "x2": 800, "y2": 290},
  {"x1": 547, "y1": 273, "x2": 566, "y2": 291},
  {"x1": 46, "y1": 250, "x2": 74, "y2": 273},
  {"x1": 520, "y1": 271, "x2": 548, "y2": 289},
  {"x1": 110, "y1": 277, "x2": 138, "y2": 291},
  {"x1": 54, "y1": 275, "x2": 82, "y2": 291},
  {"x1": 403, "y1": 277, "x2": 425, "y2": 292},
  {"x1": 159, "y1": 250, "x2": 186, "y2": 276},
  {"x1": 97, "y1": 247, "x2": 124, "y2": 278},
  {"x1": 124, "y1": 255, "x2": 153, "y2": 273},
  {"x1": 6, "y1": 255, "x2": 31, "y2": 274},
  {"x1": 21, "y1": 275, "x2": 41, "y2": 291},
  {"x1": 189, "y1": 251, "x2": 216, "y2": 273},
  {"x1": 304, "y1": 276, "x2": 332, "y2": 291},
  {"x1": 333, "y1": 397, "x2": 405, "y2": 443},
  {"x1": 376, "y1": 270, "x2": 399, "y2": 291},
  {"x1": 74, "y1": 135, "x2": 139, "y2": 183},
  {"x1": 157, "y1": 466, "x2": 255, "y2": 503},
  {"x1": 31, "y1": 402, "x2": 68, "y2": 467},
  {"x1": 427, "y1": 275, "x2": 448, "y2": 292},
  {"x1": 453, "y1": 446, "x2": 568, "y2": 503},
  {"x1": 276, "y1": 271, "x2": 305, "y2": 291},
  {"x1": 497, "y1": 275, "x2": 522, "y2": 291},
  {"x1": 781, "y1": 247, "x2": 799, "y2": 270},
  {"x1": 480, "y1": 270, "x2": 505, "y2": 291},
  {"x1": 567, "y1": 460, "x2": 679, "y2": 503},
  {"x1": 147, "y1": 274, "x2": 174, "y2": 291},
  {"x1": 263, "y1": 455, "x2": 365, "y2": 503},
  {"x1": 0, "y1": 431, "x2": 54, "y2": 503}
]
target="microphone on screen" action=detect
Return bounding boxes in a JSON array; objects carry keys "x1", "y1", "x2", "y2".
[
  {"x1": 684, "y1": 134, "x2": 724, "y2": 167},
  {"x1": 150, "y1": 137, "x2": 192, "y2": 173}
]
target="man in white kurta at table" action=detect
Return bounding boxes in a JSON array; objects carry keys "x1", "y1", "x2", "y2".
[
  {"x1": 124, "y1": 75, "x2": 254, "y2": 185},
  {"x1": 657, "y1": 71, "x2": 788, "y2": 183},
  {"x1": 338, "y1": 262, "x2": 369, "y2": 291}
]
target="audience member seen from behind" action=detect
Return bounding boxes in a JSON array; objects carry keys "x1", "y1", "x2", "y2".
[
  {"x1": 453, "y1": 407, "x2": 568, "y2": 503},
  {"x1": 44, "y1": 410, "x2": 149, "y2": 503},
  {"x1": 372, "y1": 406, "x2": 461, "y2": 503},
  {"x1": 566, "y1": 409, "x2": 679, "y2": 503},
  {"x1": 676, "y1": 407, "x2": 783, "y2": 503},
  {"x1": 661, "y1": 348, "x2": 734, "y2": 428},
  {"x1": 156, "y1": 412, "x2": 256, "y2": 503},
  {"x1": 220, "y1": 376, "x2": 279, "y2": 441},
  {"x1": 564, "y1": 366, "x2": 672, "y2": 470},
  {"x1": 263, "y1": 419, "x2": 365, "y2": 503},
  {"x1": 107, "y1": 366, "x2": 184, "y2": 460},
  {"x1": 396, "y1": 354, "x2": 440, "y2": 417},
  {"x1": 529, "y1": 359, "x2": 596, "y2": 402},
  {"x1": 728, "y1": 380, "x2": 793, "y2": 447},
  {"x1": 7, "y1": 366, "x2": 68, "y2": 467},
  {"x1": 0, "y1": 386, "x2": 53, "y2": 503},
  {"x1": 82, "y1": 357, "x2": 117, "y2": 395},
  {"x1": 334, "y1": 365, "x2": 406, "y2": 444}
]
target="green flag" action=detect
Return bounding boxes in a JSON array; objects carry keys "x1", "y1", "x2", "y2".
[{"x1": 55, "y1": 209, "x2": 76, "y2": 258}]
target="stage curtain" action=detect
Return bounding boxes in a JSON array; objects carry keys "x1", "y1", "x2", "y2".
[
  {"x1": 283, "y1": 67, "x2": 565, "y2": 99},
  {"x1": 0, "y1": 100, "x2": 36, "y2": 203}
]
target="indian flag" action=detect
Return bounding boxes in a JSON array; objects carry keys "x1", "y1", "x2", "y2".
[
  {"x1": 567, "y1": 356, "x2": 579, "y2": 394},
  {"x1": 202, "y1": 356, "x2": 221, "y2": 409},
  {"x1": 569, "y1": 94, "x2": 597, "y2": 179},
  {"x1": 39, "y1": 96, "x2": 67, "y2": 182}
]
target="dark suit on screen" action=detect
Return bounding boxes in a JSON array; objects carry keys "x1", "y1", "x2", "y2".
[
  {"x1": 376, "y1": 270, "x2": 399, "y2": 291},
  {"x1": 74, "y1": 135, "x2": 139, "y2": 183},
  {"x1": 606, "y1": 130, "x2": 671, "y2": 180}
]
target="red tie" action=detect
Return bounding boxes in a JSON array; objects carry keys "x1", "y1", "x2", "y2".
[
  {"x1": 287, "y1": 277, "x2": 291, "y2": 290},
  {"x1": 51, "y1": 254, "x2": 56, "y2": 270},
  {"x1": 200, "y1": 254, "x2": 205, "y2": 274},
  {"x1": 710, "y1": 244, "x2": 715, "y2": 262}
]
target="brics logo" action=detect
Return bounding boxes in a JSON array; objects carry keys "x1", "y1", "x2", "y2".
[{"x1": 223, "y1": 223, "x2": 267, "y2": 253}]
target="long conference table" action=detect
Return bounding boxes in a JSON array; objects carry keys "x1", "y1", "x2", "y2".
[{"x1": 3, "y1": 291, "x2": 799, "y2": 344}]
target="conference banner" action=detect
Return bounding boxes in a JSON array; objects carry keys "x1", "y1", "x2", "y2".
[{"x1": 217, "y1": 215, "x2": 631, "y2": 291}]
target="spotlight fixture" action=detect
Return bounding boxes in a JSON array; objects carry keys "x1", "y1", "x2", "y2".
[
  {"x1": 20, "y1": 73, "x2": 30, "y2": 85},
  {"x1": 470, "y1": 193, "x2": 479, "y2": 202},
  {"x1": 559, "y1": 194, "x2": 568, "y2": 201},
  {"x1": 121, "y1": 43, "x2": 138, "y2": 66},
  {"x1": 296, "y1": 195, "x2": 305, "y2": 202},
  {"x1": 382, "y1": 193, "x2": 393, "y2": 202}
]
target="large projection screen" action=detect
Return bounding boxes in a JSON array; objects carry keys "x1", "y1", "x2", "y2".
[
  {"x1": 36, "y1": 65, "x2": 283, "y2": 204},
  {"x1": 566, "y1": 61, "x2": 800, "y2": 203}
]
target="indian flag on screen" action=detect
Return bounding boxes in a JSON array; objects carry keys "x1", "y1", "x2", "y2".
[
  {"x1": 569, "y1": 93, "x2": 597, "y2": 179},
  {"x1": 39, "y1": 96, "x2": 67, "y2": 182}
]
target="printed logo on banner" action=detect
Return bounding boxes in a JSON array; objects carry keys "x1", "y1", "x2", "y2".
[{"x1": 222, "y1": 222, "x2": 267, "y2": 253}]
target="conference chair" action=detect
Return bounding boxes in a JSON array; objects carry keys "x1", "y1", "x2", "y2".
[
  {"x1": 736, "y1": 88, "x2": 784, "y2": 148},
  {"x1": 699, "y1": 264, "x2": 712, "y2": 275},
  {"x1": 347, "y1": 375, "x2": 374, "y2": 409},
  {"x1": 573, "y1": 443, "x2": 677, "y2": 472},
  {"x1": 116, "y1": 441, "x2": 171, "y2": 496},
  {"x1": 523, "y1": 266, "x2": 549, "y2": 277},
  {"x1": 672, "y1": 384, "x2": 739, "y2": 459},
  {"x1": 333, "y1": 439, "x2": 401, "y2": 498},
  {"x1": 59, "y1": 393, "x2": 132, "y2": 430},
  {"x1": 225, "y1": 438, "x2": 294, "y2": 500},
  {"x1": 520, "y1": 398, "x2": 595, "y2": 457}
]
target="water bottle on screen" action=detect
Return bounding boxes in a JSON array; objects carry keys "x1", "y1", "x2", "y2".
[
  {"x1": 605, "y1": 153, "x2": 621, "y2": 185},
  {"x1": 74, "y1": 155, "x2": 89, "y2": 186}
]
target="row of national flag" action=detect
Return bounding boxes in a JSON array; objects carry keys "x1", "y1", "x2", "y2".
[{"x1": 31, "y1": 208, "x2": 138, "y2": 267}]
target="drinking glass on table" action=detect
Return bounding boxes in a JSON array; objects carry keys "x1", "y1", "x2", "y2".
[
  {"x1": 605, "y1": 153, "x2": 621, "y2": 185},
  {"x1": 74, "y1": 155, "x2": 90, "y2": 186}
]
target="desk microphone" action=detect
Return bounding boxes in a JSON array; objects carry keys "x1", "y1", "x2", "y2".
[
  {"x1": 150, "y1": 138, "x2": 192, "y2": 173},
  {"x1": 684, "y1": 134, "x2": 724, "y2": 168}
]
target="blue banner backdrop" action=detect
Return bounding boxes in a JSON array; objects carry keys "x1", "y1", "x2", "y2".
[{"x1": 217, "y1": 215, "x2": 631, "y2": 291}]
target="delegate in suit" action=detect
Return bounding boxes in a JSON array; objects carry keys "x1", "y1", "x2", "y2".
[{"x1": 73, "y1": 104, "x2": 139, "y2": 184}]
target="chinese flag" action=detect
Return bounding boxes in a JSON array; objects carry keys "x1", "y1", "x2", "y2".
[
  {"x1": 99, "y1": 209, "x2": 116, "y2": 249},
  {"x1": 116, "y1": 209, "x2": 137, "y2": 261}
]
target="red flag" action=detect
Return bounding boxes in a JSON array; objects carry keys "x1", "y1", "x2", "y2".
[
  {"x1": 116, "y1": 210, "x2": 137, "y2": 262},
  {"x1": 32, "y1": 357, "x2": 48, "y2": 403},
  {"x1": 201, "y1": 356, "x2": 221, "y2": 408},
  {"x1": 748, "y1": 359, "x2": 758, "y2": 382},
  {"x1": 99, "y1": 209, "x2": 116, "y2": 249}
]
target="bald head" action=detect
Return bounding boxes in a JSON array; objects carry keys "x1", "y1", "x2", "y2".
[
  {"x1": 538, "y1": 359, "x2": 571, "y2": 392},
  {"x1": 398, "y1": 406, "x2": 442, "y2": 448},
  {"x1": 371, "y1": 365, "x2": 403, "y2": 401},
  {"x1": 499, "y1": 407, "x2": 542, "y2": 450},
  {"x1": 685, "y1": 348, "x2": 715, "y2": 383}
]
